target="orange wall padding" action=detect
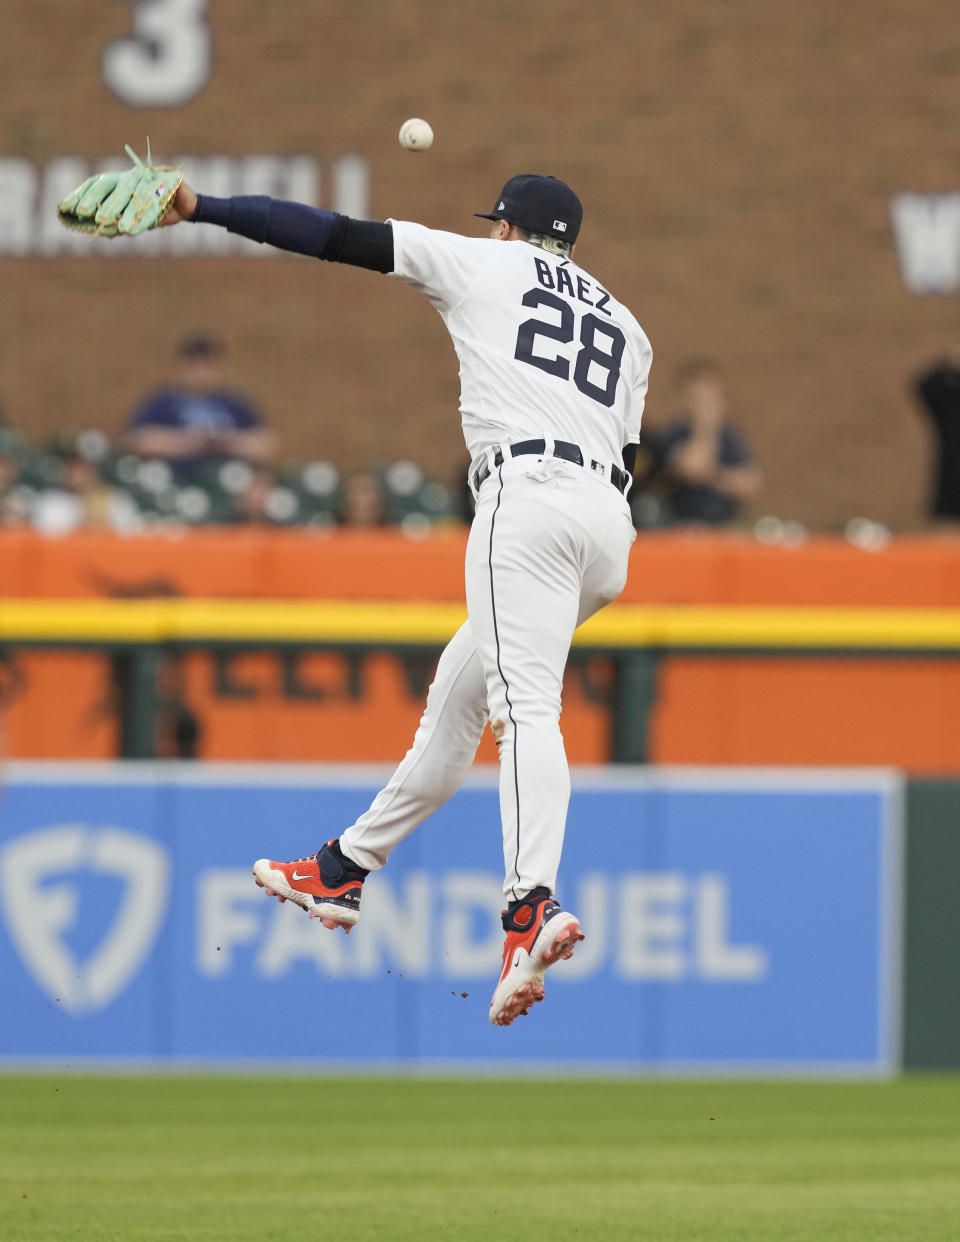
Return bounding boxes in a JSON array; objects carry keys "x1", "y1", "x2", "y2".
[{"x1": 2, "y1": 529, "x2": 960, "y2": 769}]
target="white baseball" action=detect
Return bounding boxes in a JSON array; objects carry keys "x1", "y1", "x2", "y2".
[{"x1": 399, "y1": 118, "x2": 434, "y2": 152}]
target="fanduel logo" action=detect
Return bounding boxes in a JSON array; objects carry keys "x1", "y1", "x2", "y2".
[
  {"x1": 0, "y1": 825, "x2": 170, "y2": 1014},
  {"x1": 197, "y1": 869, "x2": 768, "y2": 984}
]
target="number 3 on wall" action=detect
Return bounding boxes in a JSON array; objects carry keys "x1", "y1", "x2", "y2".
[{"x1": 102, "y1": 0, "x2": 212, "y2": 107}]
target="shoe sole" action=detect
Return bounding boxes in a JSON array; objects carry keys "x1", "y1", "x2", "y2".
[
  {"x1": 251, "y1": 860, "x2": 359, "y2": 930},
  {"x1": 489, "y1": 914, "x2": 584, "y2": 1027}
]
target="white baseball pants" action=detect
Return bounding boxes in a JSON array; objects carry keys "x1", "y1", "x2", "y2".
[{"x1": 339, "y1": 454, "x2": 636, "y2": 900}]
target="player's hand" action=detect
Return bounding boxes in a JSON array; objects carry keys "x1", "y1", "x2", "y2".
[{"x1": 159, "y1": 181, "x2": 198, "y2": 227}]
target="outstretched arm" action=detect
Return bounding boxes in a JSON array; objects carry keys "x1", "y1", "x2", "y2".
[{"x1": 161, "y1": 182, "x2": 395, "y2": 273}]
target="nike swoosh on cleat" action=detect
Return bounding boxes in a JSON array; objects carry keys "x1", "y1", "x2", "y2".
[
  {"x1": 291, "y1": 869, "x2": 314, "y2": 881},
  {"x1": 513, "y1": 951, "x2": 522, "y2": 968}
]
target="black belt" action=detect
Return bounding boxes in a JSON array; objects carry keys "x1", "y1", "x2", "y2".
[{"x1": 473, "y1": 439, "x2": 629, "y2": 494}]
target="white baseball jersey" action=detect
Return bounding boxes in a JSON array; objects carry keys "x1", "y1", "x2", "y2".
[
  {"x1": 342, "y1": 213, "x2": 650, "y2": 934},
  {"x1": 389, "y1": 221, "x2": 653, "y2": 470}
]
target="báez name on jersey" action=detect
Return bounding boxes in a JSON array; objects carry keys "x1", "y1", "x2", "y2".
[{"x1": 532, "y1": 256, "x2": 612, "y2": 316}]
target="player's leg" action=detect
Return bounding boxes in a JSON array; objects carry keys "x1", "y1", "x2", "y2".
[
  {"x1": 467, "y1": 462, "x2": 634, "y2": 1024},
  {"x1": 338, "y1": 620, "x2": 488, "y2": 869},
  {"x1": 253, "y1": 621, "x2": 488, "y2": 926},
  {"x1": 465, "y1": 470, "x2": 584, "y2": 902},
  {"x1": 467, "y1": 470, "x2": 584, "y2": 1023}
]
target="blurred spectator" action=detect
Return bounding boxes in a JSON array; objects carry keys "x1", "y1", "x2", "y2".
[
  {"x1": 229, "y1": 465, "x2": 302, "y2": 526},
  {"x1": 0, "y1": 427, "x2": 29, "y2": 526},
  {"x1": 122, "y1": 333, "x2": 276, "y2": 479},
  {"x1": 653, "y1": 358, "x2": 761, "y2": 526},
  {"x1": 30, "y1": 430, "x2": 142, "y2": 535},
  {"x1": 231, "y1": 465, "x2": 277, "y2": 524},
  {"x1": 338, "y1": 469, "x2": 388, "y2": 528},
  {"x1": 914, "y1": 347, "x2": 960, "y2": 521}
]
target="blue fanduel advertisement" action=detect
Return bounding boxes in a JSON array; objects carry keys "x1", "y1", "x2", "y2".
[{"x1": 0, "y1": 764, "x2": 902, "y2": 1073}]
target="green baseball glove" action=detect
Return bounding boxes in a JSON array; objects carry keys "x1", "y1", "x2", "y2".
[{"x1": 57, "y1": 143, "x2": 184, "y2": 237}]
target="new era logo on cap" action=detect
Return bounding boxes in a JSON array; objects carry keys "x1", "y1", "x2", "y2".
[{"x1": 474, "y1": 174, "x2": 583, "y2": 243}]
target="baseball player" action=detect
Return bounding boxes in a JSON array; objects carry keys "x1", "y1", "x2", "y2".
[{"x1": 161, "y1": 172, "x2": 652, "y2": 1026}]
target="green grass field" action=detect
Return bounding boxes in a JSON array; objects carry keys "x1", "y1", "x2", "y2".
[{"x1": 2, "y1": 1075, "x2": 959, "y2": 1241}]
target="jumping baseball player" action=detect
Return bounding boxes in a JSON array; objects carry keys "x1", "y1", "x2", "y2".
[{"x1": 158, "y1": 170, "x2": 653, "y2": 1026}]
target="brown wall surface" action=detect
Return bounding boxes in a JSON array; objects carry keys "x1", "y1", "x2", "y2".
[{"x1": 3, "y1": 0, "x2": 959, "y2": 530}]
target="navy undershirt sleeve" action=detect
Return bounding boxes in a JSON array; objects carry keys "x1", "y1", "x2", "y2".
[{"x1": 192, "y1": 194, "x2": 394, "y2": 272}]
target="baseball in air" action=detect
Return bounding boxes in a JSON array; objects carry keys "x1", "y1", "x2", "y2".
[{"x1": 399, "y1": 118, "x2": 434, "y2": 151}]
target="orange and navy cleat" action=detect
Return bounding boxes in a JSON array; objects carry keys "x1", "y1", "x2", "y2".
[
  {"x1": 488, "y1": 887, "x2": 584, "y2": 1026},
  {"x1": 252, "y1": 840, "x2": 368, "y2": 932}
]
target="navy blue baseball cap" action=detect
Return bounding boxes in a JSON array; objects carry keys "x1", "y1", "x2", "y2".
[{"x1": 475, "y1": 174, "x2": 583, "y2": 243}]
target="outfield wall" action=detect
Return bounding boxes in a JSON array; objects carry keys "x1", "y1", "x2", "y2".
[
  {"x1": 9, "y1": 530, "x2": 960, "y2": 773},
  {"x1": 903, "y1": 780, "x2": 960, "y2": 1070},
  {"x1": 0, "y1": 764, "x2": 902, "y2": 1074}
]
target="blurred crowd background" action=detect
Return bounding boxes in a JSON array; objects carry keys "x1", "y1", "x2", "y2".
[
  {"x1": 0, "y1": 331, "x2": 770, "y2": 536},
  {"x1": 3, "y1": 328, "x2": 959, "y2": 544},
  {"x1": 3, "y1": 0, "x2": 959, "y2": 539}
]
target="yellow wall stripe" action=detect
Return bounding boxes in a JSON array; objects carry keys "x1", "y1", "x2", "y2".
[{"x1": 2, "y1": 599, "x2": 960, "y2": 650}]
